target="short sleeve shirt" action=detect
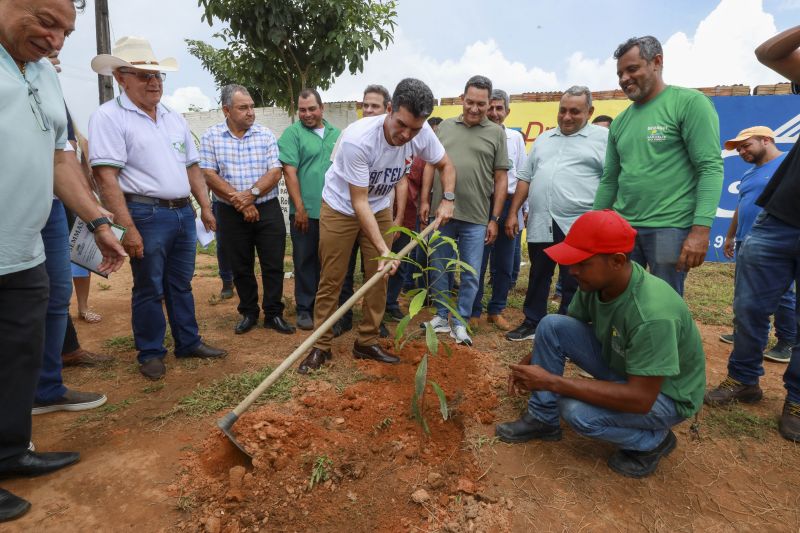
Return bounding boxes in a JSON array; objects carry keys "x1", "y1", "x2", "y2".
[
  {"x1": 0, "y1": 46, "x2": 67, "y2": 275},
  {"x1": 736, "y1": 153, "x2": 787, "y2": 241},
  {"x1": 88, "y1": 92, "x2": 200, "y2": 200},
  {"x1": 200, "y1": 121, "x2": 282, "y2": 204},
  {"x1": 505, "y1": 127, "x2": 527, "y2": 195},
  {"x1": 321, "y1": 115, "x2": 445, "y2": 216}
]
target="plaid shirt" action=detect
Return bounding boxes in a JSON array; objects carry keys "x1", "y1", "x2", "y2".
[{"x1": 199, "y1": 121, "x2": 281, "y2": 204}]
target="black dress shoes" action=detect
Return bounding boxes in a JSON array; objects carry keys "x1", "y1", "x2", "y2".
[
  {"x1": 379, "y1": 322, "x2": 390, "y2": 338},
  {"x1": 179, "y1": 342, "x2": 227, "y2": 359},
  {"x1": 235, "y1": 315, "x2": 258, "y2": 334},
  {"x1": 332, "y1": 317, "x2": 353, "y2": 338},
  {"x1": 353, "y1": 343, "x2": 400, "y2": 364},
  {"x1": 264, "y1": 315, "x2": 296, "y2": 334},
  {"x1": 0, "y1": 450, "x2": 80, "y2": 480},
  {"x1": 0, "y1": 489, "x2": 30, "y2": 522},
  {"x1": 298, "y1": 348, "x2": 331, "y2": 374},
  {"x1": 139, "y1": 358, "x2": 166, "y2": 380}
]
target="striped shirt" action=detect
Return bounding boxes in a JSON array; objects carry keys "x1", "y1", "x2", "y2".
[{"x1": 199, "y1": 122, "x2": 281, "y2": 204}]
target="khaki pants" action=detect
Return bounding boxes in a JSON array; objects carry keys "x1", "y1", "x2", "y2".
[{"x1": 314, "y1": 202, "x2": 393, "y2": 351}]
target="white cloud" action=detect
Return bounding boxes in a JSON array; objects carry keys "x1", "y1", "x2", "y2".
[{"x1": 162, "y1": 86, "x2": 214, "y2": 112}]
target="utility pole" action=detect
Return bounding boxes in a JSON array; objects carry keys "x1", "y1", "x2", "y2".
[{"x1": 95, "y1": 0, "x2": 114, "y2": 104}]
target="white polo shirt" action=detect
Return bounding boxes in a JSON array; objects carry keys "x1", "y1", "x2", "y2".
[
  {"x1": 505, "y1": 127, "x2": 527, "y2": 195},
  {"x1": 88, "y1": 92, "x2": 199, "y2": 200}
]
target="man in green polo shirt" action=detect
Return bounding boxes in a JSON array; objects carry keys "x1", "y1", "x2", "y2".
[
  {"x1": 420, "y1": 75, "x2": 509, "y2": 346},
  {"x1": 279, "y1": 89, "x2": 341, "y2": 330},
  {"x1": 495, "y1": 210, "x2": 705, "y2": 478},
  {"x1": 593, "y1": 35, "x2": 724, "y2": 296}
]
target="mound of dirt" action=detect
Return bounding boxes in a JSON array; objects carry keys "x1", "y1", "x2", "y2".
[{"x1": 174, "y1": 341, "x2": 511, "y2": 532}]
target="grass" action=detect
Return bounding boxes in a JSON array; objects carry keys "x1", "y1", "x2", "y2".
[
  {"x1": 308, "y1": 455, "x2": 333, "y2": 490},
  {"x1": 97, "y1": 282, "x2": 112, "y2": 291},
  {"x1": 104, "y1": 335, "x2": 136, "y2": 352},
  {"x1": 165, "y1": 366, "x2": 297, "y2": 418},
  {"x1": 70, "y1": 398, "x2": 137, "y2": 428},
  {"x1": 702, "y1": 404, "x2": 778, "y2": 439},
  {"x1": 684, "y1": 262, "x2": 735, "y2": 326}
]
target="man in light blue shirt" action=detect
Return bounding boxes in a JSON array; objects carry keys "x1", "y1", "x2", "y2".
[{"x1": 505, "y1": 86, "x2": 608, "y2": 342}]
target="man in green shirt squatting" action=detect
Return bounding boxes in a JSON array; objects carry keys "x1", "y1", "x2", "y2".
[
  {"x1": 495, "y1": 210, "x2": 706, "y2": 478},
  {"x1": 593, "y1": 35, "x2": 723, "y2": 296}
]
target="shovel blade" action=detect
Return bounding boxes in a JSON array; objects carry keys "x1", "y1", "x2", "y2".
[{"x1": 217, "y1": 411, "x2": 253, "y2": 462}]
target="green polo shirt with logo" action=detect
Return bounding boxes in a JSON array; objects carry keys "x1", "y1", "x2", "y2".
[
  {"x1": 568, "y1": 262, "x2": 706, "y2": 418},
  {"x1": 430, "y1": 115, "x2": 509, "y2": 226},
  {"x1": 593, "y1": 85, "x2": 723, "y2": 228},
  {"x1": 278, "y1": 119, "x2": 340, "y2": 219}
]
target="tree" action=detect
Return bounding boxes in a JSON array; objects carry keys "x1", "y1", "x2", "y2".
[{"x1": 189, "y1": 0, "x2": 398, "y2": 116}]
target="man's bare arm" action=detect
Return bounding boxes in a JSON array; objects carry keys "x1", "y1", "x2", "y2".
[
  {"x1": 282, "y1": 165, "x2": 308, "y2": 232},
  {"x1": 755, "y1": 25, "x2": 800, "y2": 82},
  {"x1": 93, "y1": 165, "x2": 143, "y2": 259},
  {"x1": 430, "y1": 154, "x2": 456, "y2": 227},
  {"x1": 187, "y1": 164, "x2": 215, "y2": 231}
]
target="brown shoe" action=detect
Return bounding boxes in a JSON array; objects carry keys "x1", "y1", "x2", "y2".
[
  {"x1": 353, "y1": 343, "x2": 400, "y2": 364},
  {"x1": 488, "y1": 314, "x2": 511, "y2": 331},
  {"x1": 62, "y1": 349, "x2": 114, "y2": 367},
  {"x1": 139, "y1": 358, "x2": 166, "y2": 381},
  {"x1": 298, "y1": 348, "x2": 331, "y2": 374},
  {"x1": 779, "y1": 401, "x2": 800, "y2": 442},
  {"x1": 468, "y1": 317, "x2": 480, "y2": 330},
  {"x1": 704, "y1": 376, "x2": 762, "y2": 406}
]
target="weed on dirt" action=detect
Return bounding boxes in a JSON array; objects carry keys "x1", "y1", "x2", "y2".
[
  {"x1": 702, "y1": 404, "x2": 778, "y2": 439},
  {"x1": 104, "y1": 335, "x2": 136, "y2": 352},
  {"x1": 684, "y1": 262, "x2": 734, "y2": 325}
]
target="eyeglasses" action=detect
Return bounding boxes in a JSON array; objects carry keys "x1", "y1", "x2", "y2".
[
  {"x1": 118, "y1": 69, "x2": 166, "y2": 82},
  {"x1": 26, "y1": 79, "x2": 50, "y2": 132}
]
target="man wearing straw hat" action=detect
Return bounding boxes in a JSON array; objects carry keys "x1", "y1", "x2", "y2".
[
  {"x1": 89, "y1": 37, "x2": 226, "y2": 381},
  {"x1": 296, "y1": 78, "x2": 456, "y2": 374}
]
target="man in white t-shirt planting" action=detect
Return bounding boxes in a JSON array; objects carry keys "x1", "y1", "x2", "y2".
[{"x1": 297, "y1": 78, "x2": 457, "y2": 374}]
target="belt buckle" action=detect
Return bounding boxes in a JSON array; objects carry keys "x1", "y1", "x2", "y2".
[{"x1": 168, "y1": 199, "x2": 179, "y2": 209}]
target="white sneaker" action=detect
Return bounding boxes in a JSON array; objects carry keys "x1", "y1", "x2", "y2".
[
  {"x1": 450, "y1": 323, "x2": 473, "y2": 346},
  {"x1": 422, "y1": 316, "x2": 451, "y2": 334},
  {"x1": 28, "y1": 441, "x2": 35, "y2": 452}
]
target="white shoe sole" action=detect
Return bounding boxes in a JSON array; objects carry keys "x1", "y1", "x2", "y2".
[
  {"x1": 32, "y1": 395, "x2": 108, "y2": 415},
  {"x1": 506, "y1": 333, "x2": 535, "y2": 342},
  {"x1": 422, "y1": 322, "x2": 451, "y2": 334},
  {"x1": 449, "y1": 330, "x2": 472, "y2": 346}
]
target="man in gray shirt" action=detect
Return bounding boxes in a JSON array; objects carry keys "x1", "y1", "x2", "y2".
[{"x1": 505, "y1": 86, "x2": 608, "y2": 342}]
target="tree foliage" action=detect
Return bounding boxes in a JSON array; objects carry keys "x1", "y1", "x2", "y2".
[{"x1": 189, "y1": 0, "x2": 398, "y2": 115}]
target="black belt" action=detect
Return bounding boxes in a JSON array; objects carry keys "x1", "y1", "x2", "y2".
[{"x1": 124, "y1": 193, "x2": 190, "y2": 209}]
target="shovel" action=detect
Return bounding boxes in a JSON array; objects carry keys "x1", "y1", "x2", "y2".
[{"x1": 218, "y1": 223, "x2": 436, "y2": 460}]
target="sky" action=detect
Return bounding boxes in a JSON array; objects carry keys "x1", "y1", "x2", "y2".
[{"x1": 58, "y1": 0, "x2": 799, "y2": 132}]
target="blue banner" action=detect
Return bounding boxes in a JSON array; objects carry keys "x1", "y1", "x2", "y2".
[{"x1": 708, "y1": 95, "x2": 799, "y2": 261}]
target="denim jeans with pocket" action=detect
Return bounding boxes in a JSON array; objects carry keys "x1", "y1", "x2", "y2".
[{"x1": 630, "y1": 227, "x2": 690, "y2": 296}]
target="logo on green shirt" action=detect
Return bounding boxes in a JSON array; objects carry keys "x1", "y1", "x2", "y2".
[{"x1": 646, "y1": 125, "x2": 667, "y2": 142}]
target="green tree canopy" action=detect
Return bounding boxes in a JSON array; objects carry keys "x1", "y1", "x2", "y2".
[{"x1": 189, "y1": 0, "x2": 397, "y2": 116}]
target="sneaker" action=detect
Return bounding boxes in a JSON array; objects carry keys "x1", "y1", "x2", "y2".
[
  {"x1": 421, "y1": 316, "x2": 451, "y2": 334},
  {"x1": 219, "y1": 281, "x2": 234, "y2": 300},
  {"x1": 719, "y1": 333, "x2": 734, "y2": 344},
  {"x1": 607, "y1": 430, "x2": 677, "y2": 478},
  {"x1": 506, "y1": 322, "x2": 536, "y2": 342},
  {"x1": 32, "y1": 390, "x2": 107, "y2": 415},
  {"x1": 495, "y1": 411, "x2": 562, "y2": 443},
  {"x1": 296, "y1": 312, "x2": 313, "y2": 331},
  {"x1": 488, "y1": 314, "x2": 511, "y2": 331},
  {"x1": 764, "y1": 340, "x2": 793, "y2": 363},
  {"x1": 27, "y1": 442, "x2": 34, "y2": 452},
  {"x1": 450, "y1": 323, "x2": 472, "y2": 346},
  {"x1": 385, "y1": 307, "x2": 404, "y2": 322},
  {"x1": 779, "y1": 400, "x2": 800, "y2": 442},
  {"x1": 704, "y1": 376, "x2": 763, "y2": 406}
]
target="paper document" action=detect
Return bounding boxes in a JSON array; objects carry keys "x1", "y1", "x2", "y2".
[
  {"x1": 195, "y1": 217, "x2": 215, "y2": 247},
  {"x1": 69, "y1": 219, "x2": 126, "y2": 278}
]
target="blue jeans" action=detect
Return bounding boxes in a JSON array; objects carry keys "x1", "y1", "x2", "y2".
[
  {"x1": 429, "y1": 218, "x2": 486, "y2": 325},
  {"x1": 213, "y1": 201, "x2": 233, "y2": 283},
  {"x1": 36, "y1": 199, "x2": 70, "y2": 402},
  {"x1": 631, "y1": 227, "x2": 690, "y2": 296},
  {"x1": 511, "y1": 231, "x2": 522, "y2": 286},
  {"x1": 386, "y1": 232, "x2": 411, "y2": 312},
  {"x1": 128, "y1": 202, "x2": 202, "y2": 364},
  {"x1": 290, "y1": 215, "x2": 320, "y2": 316},
  {"x1": 473, "y1": 199, "x2": 516, "y2": 316},
  {"x1": 526, "y1": 314, "x2": 685, "y2": 451},
  {"x1": 729, "y1": 214, "x2": 800, "y2": 403}
]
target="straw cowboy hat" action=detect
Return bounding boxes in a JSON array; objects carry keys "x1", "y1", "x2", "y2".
[{"x1": 91, "y1": 36, "x2": 179, "y2": 76}]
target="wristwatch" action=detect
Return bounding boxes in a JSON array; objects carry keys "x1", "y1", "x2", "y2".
[
  {"x1": 442, "y1": 191, "x2": 455, "y2": 201},
  {"x1": 489, "y1": 215, "x2": 500, "y2": 223},
  {"x1": 250, "y1": 186, "x2": 261, "y2": 197},
  {"x1": 86, "y1": 216, "x2": 112, "y2": 233}
]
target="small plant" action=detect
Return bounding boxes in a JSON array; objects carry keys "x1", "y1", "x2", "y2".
[
  {"x1": 175, "y1": 494, "x2": 197, "y2": 512},
  {"x1": 309, "y1": 455, "x2": 333, "y2": 490},
  {"x1": 374, "y1": 417, "x2": 393, "y2": 432},
  {"x1": 97, "y1": 282, "x2": 112, "y2": 291}
]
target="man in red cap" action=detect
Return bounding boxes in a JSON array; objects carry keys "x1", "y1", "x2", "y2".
[{"x1": 495, "y1": 209, "x2": 706, "y2": 478}]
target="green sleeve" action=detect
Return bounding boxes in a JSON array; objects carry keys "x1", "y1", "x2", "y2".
[
  {"x1": 624, "y1": 320, "x2": 680, "y2": 377},
  {"x1": 567, "y1": 291, "x2": 591, "y2": 323},
  {"x1": 277, "y1": 125, "x2": 300, "y2": 167},
  {"x1": 494, "y1": 128, "x2": 510, "y2": 170},
  {"x1": 593, "y1": 128, "x2": 620, "y2": 210},
  {"x1": 680, "y1": 94, "x2": 724, "y2": 227}
]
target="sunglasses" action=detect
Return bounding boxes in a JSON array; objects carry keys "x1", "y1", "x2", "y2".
[
  {"x1": 26, "y1": 79, "x2": 50, "y2": 132},
  {"x1": 118, "y1": 69, "x2": 166, "y2": 82}
]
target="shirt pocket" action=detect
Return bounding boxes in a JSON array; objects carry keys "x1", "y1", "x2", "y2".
[{"x1": 170, "y1": 135, "x2": 189, "y2": 165}]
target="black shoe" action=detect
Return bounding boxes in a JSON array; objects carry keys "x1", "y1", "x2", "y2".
[
  {"x1": 234, "y1": 315, "x2": 258, "y2": 335},
  {"x1": 139, "y1": 358, "x2": 166, "y2": 380},
  {"x1": 332, "y1": 317, "x2": 353, "y2": 338},
  {"x1": 704, "y1": 376, "x2": 763, "y2": 406},
  {"x1": 607, "y1": 430, "x2": 677, "y2": 478},
  {"x1": 379, "y1": 322, "x2": 390, "y2": 338},
  {"x1": 298, "y1": 348, "x2": 331, "y2": 374},
  {"x1": 0, "y1": 451, "x2": 80, "y2": 479},
  {"x1": 764, "y1": 339, "x2": 793, "y2": 363},
  {"x1": 264, "y1": 315, "x2": 296, "y2": 334},
  {"x1": 494, "y1": 411, "x2": 562, "y2": 443},
  {"x1": 219, "y1": 281, "x2": 234, "y2": 300},
  {"x1": 353, "y1": 342, "x2": 400, "y2": 364},
  {"x1": 385, "y1": 307, "x2": 404, "y2": 321},
  {"x1": 718, "y1": 332, "x2": 734, "y2": 344},
  {"x1": 506, "y1": 322, "x2": 536, "y2": 342},
  {"x1": 779, "y1": 400, "x2": 800, "y2": 442},
  {"x1": 179, "y1": 342, "x2": 227, "y2": 359},
  {"x1": 0, "y1": 489, "x2": 30, "y2": 522},
  {"x1": 296, "y1": 312, "x2": 314, "y2": 331}
]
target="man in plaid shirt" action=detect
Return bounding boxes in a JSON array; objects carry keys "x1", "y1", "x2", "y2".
[{"x1": 200, "y1": 84, "x2": 295, "y2": 336}]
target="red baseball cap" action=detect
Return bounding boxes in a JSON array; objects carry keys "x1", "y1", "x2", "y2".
[{"x1": 545, "y1": 210, "x2": 637, "y2": 265}]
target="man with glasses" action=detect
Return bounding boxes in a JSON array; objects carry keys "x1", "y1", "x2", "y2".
[
  {"x1": 0, "y1": 0, "x2": 126, "y2": 522},
  {"x1": 89, "y1": 37, "x2": 226, "y2": 381}
]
